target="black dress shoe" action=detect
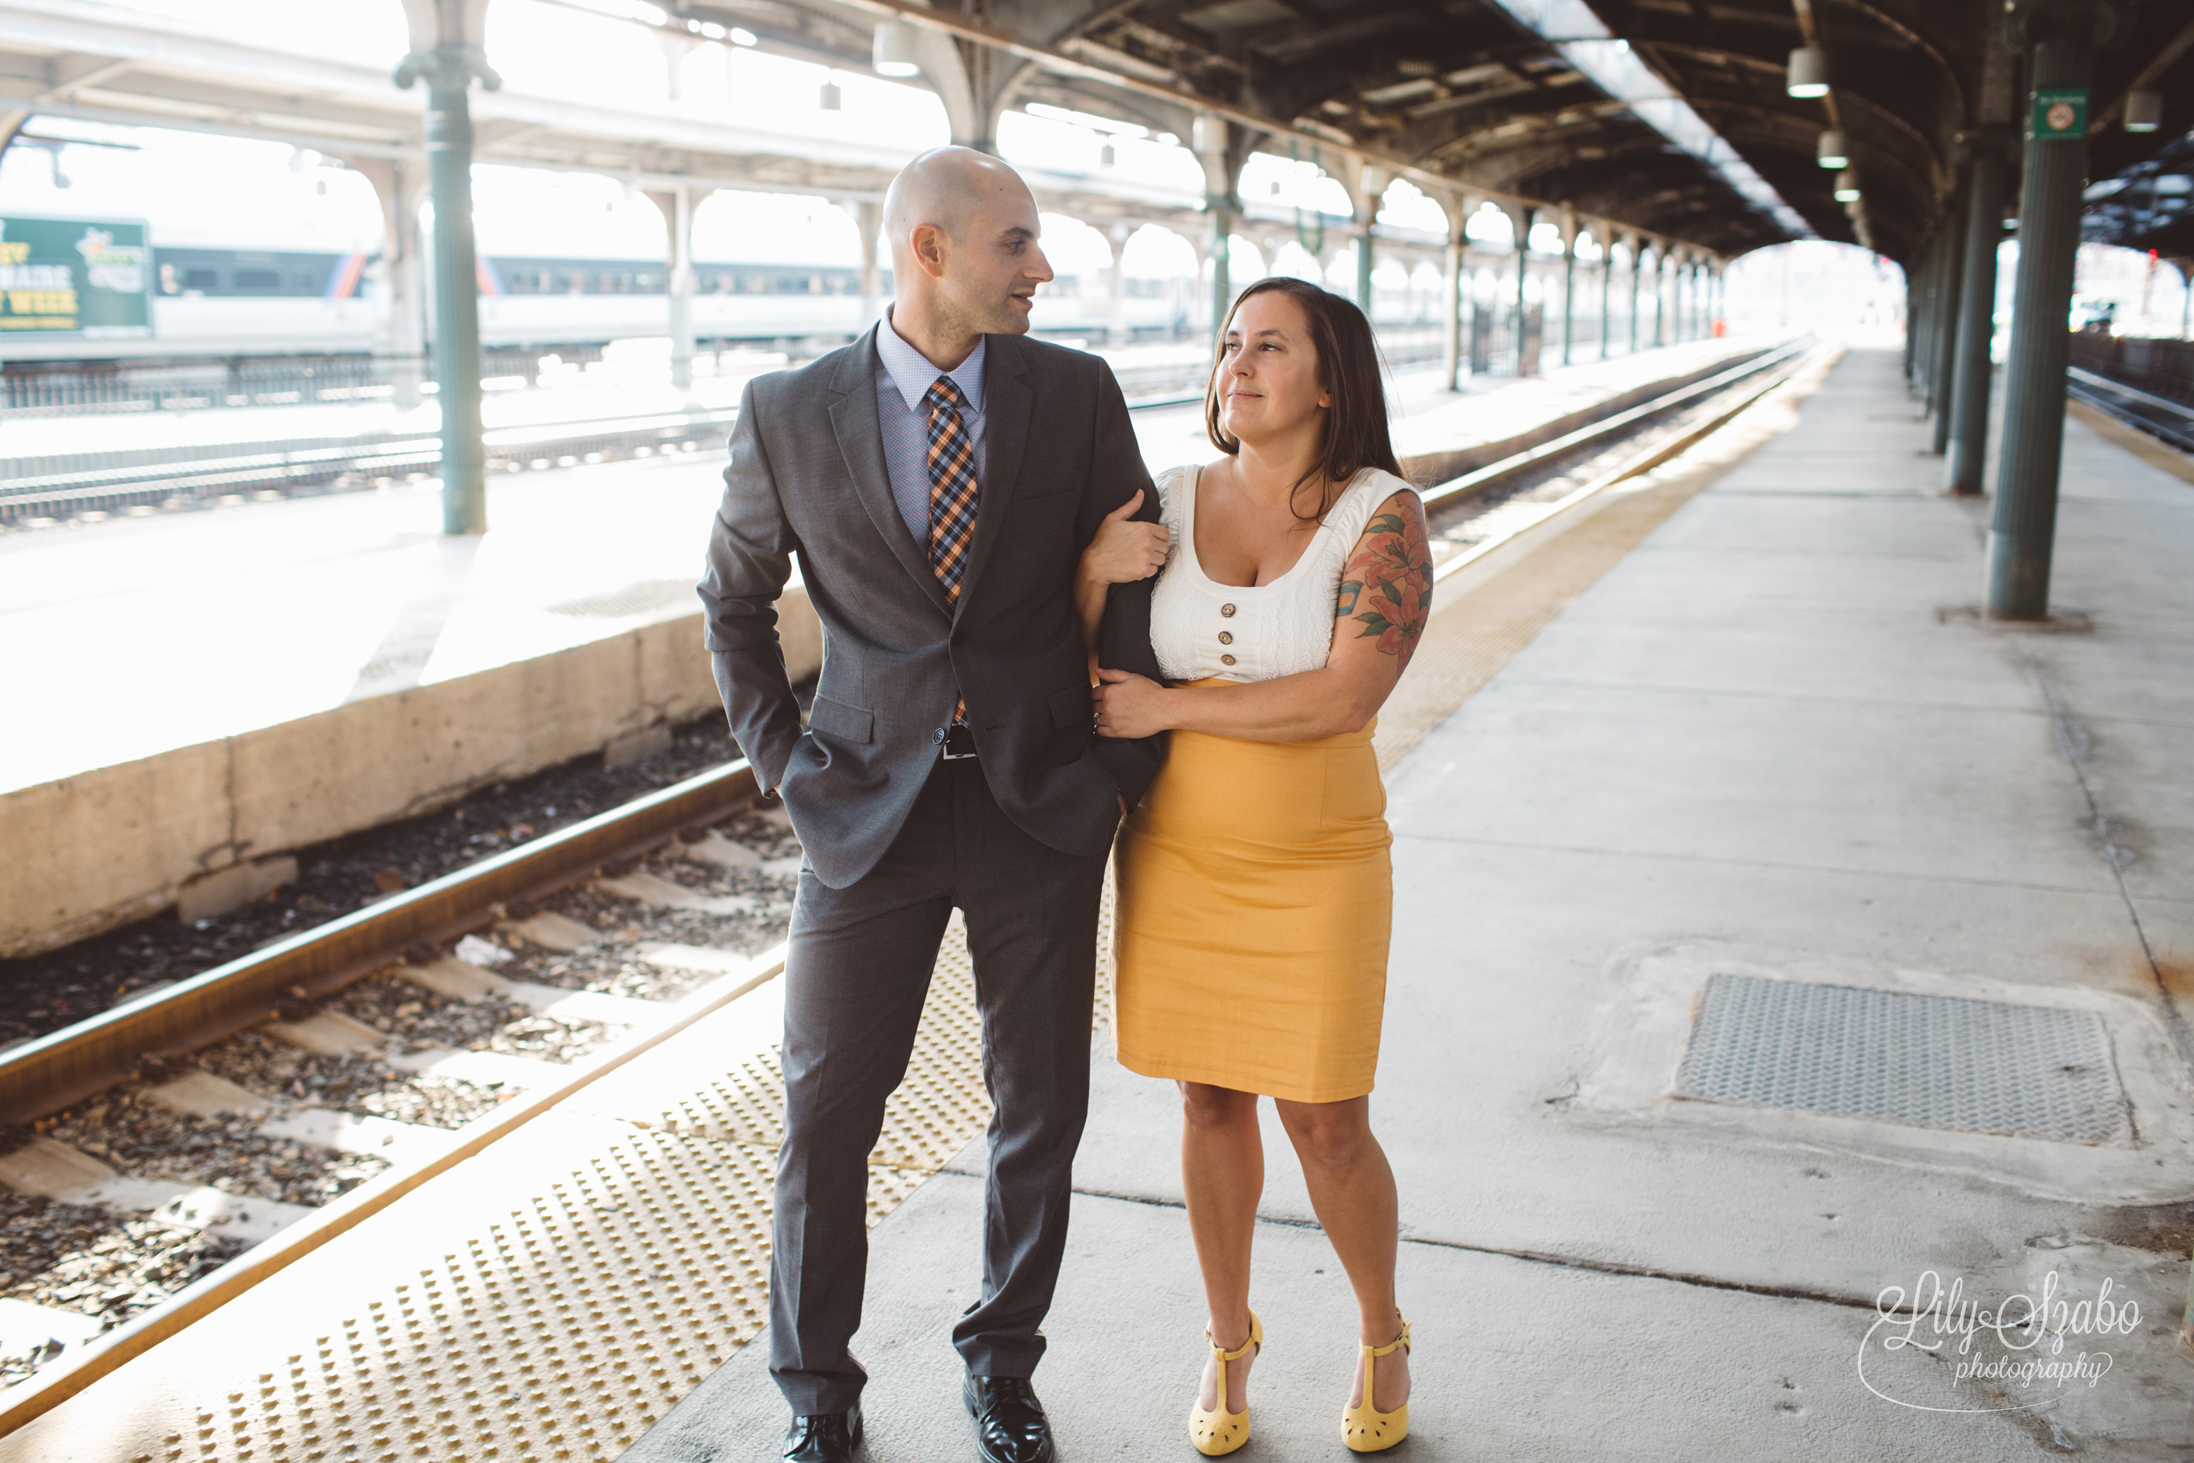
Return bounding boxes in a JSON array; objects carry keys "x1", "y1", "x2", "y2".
[
  {"x1": 963, "y1": 1375, "x2": 1055, "y2": 1463},
  {"x1": 782, "y1": 1400, "x2": 861, "y2": 1462}
]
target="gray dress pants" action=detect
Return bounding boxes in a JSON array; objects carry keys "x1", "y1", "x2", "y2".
[{"x1": 767, "y1": 755, "x2": 1109, "y2": 1415}]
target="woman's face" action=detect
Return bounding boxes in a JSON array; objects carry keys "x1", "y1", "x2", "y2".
[{"x1": 1216, "y1": 290, "x2": 1329, "y2": 447}]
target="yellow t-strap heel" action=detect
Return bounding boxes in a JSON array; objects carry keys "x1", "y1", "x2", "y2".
[
  {"x1": 1341, "y1": 1316, "x2": 1410, "y2": 1453},
  {"x1": 1189, "y1": 1309, "x2": 1262, "y2": 1456}
]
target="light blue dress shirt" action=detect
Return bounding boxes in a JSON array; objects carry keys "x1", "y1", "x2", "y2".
[{"x1": 874, "y1": 309, "x2": 987, "y2": 543}]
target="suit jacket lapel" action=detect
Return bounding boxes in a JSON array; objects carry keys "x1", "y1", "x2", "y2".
[
  {"x1": 827, "y1": 327, "x2": 951, "y2": 619},
  {"x1": 957, "y1": 333, "x2": 1031, "y2": 613}
]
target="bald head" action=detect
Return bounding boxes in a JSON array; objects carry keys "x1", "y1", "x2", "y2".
[
  {"x1": 880, "y1": 146, "x2": 1052, "y2": 358},
  {"x1": 883, "y1": 146, "x2": 1035, "y2": 253}
]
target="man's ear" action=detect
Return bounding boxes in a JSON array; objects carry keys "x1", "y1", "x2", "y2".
[{"x1": 911, "y1": 223, "x2": 950, "y2": 280}]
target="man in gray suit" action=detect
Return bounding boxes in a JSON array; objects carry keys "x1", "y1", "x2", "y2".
[{"x1": 698, "y1": 148, "x2": 1167, "y2": 1463}]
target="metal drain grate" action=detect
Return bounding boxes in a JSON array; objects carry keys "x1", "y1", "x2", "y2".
[{"x1": 1674, "y1": 974, "x2": 2130, "y2": 1145}]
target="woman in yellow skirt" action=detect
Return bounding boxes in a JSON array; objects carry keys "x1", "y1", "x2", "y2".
[{"x1": 1077, "y1": 277, "x2": 1432, "y2": 1455}]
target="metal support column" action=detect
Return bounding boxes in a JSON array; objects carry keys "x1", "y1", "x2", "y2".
[
  {"x1": 1513, "y1": 205, "x2": 1534, "y2": 373},
  {"x1": 1560, "y1": 210, "x2": 1576, "y2": 366},
  {"x1": 1600, "y1": 230, "x2": 1614, "y2": 360},
  {"x1": 1442, "y1": 230, "x2": 1464, "y2": 390},
  {"x1": 1210, "y1": 201, "x2": 1233, "y2": 342},
  {"x1": 1630, "y1": 241, "x2": 1643, "y2": 354},
  {"x1": 857, "y1": 199, "x2": 881, "y2": 327},
  {"x1": 1908, "y1": 238, "x2": 1932, "y2": 389},
  {"x1": 1947, "y1": 134, "x2": 2009, "y2": 494},
  {"x1": 1988, "y1": 0, "x2": 2129, "y2": 619},
  {"x1": 353, "y1": 157, "x2": 428, "y2": 411},
  {"x1": 1355, "y1": 164, "x2": 1384, "y2": 320},
  {"x1": 1106, "y1": 220, "x2": 1130, "y2": 348},
  {"x1": 396, "y1": 38, "x2": 499, "y2": 536},
  {"x1": 1654, "y1": 249, "x2": 1667, "y2": 347},
  {"x1": 1931, "y1": 194, "x2": 1968, "y2": 452},
  {"x1": 647, "y1": 184, "x2": 696, "y2": 393}
]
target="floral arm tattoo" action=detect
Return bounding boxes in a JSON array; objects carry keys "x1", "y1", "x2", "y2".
[{"x1": 1335, "y1": 492, "x2": 1433, "y2": 671}]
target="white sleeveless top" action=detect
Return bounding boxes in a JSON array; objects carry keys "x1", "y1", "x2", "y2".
[{"x1": 1149, "y1": 463, "x2": 1414, "y2": 685}]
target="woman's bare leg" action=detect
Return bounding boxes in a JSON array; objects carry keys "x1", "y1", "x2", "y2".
[
  {"x1": 1180, "y1": 1081, "x2": 1263, "y2": 1412},
  {"x1": 1274, "y1": 1096, "x2": 1409, "y2": 1412}
]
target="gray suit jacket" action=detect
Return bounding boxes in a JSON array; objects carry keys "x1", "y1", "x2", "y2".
[{"x1": 698, "y1": 325, "x2": 1168, "y2": 889}]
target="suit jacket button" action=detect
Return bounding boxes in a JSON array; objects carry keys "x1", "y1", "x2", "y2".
[{"x1": 933, "y1": 727, "x2": 947, "y2": 744}]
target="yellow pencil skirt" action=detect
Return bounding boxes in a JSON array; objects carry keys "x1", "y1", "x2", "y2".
[{"x1": 1113, "y1": 684, "x2": 1394, "y2": 1104}]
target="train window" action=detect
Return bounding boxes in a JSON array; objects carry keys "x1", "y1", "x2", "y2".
[
  {"x1": 294, "y1": 271, "x2": 317, "y2": 291},
  {"x1": 160, "y1": 263, "x2": 180, "y2": 294},
  {"x1": 233, "y1": 269, "x2": 281, "y2": 292},
  {"x1": 183, "y1": 267, "x2": 219, "y2": 290}
]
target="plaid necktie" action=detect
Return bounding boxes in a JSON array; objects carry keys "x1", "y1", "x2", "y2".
[{"x1": 920, "y1": 377, "x2": 980, "y2": 723}]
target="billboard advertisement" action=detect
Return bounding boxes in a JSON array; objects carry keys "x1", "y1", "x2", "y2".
[{"x1": 0, "y1": 214, "x2": 154, "y2": 338}]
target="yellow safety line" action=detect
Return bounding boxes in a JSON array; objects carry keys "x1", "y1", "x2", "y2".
[{"x1": 2067, "y1": 399, "x2": 2194, "y2": 488}]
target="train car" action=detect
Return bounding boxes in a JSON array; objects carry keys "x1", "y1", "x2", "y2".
[{"x1": 29, "y1": 240, "x2": 1195, "y2": 362}]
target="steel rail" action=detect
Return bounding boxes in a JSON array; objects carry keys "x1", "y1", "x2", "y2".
[
  {"x1": 0, "y1": 408, "x2": 743, "y2": 519},
  {"x1": 0, "y1": 759, "x2": 759, "y2": 1129},
  {"x1": 1422, "y1": 336, "x2": 1813, "y2": 512},
  {"x1": 2066, "y1": 365, "x2": 2194, "y2": 454}
]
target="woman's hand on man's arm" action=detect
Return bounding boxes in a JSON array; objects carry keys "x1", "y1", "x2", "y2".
[
  {"x1": 1079, "y1": 489, "x2": 1170, "y2": 587},
  {"x1": 1075, "y1": 487, "x2": 1171, "y2": 663}
]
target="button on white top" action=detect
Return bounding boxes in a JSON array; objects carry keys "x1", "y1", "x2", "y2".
[{"x1": 1146, "y1": 463, "x2": 1413, "y2": 685}]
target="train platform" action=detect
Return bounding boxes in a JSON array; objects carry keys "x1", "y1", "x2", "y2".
[
  {"x1": 612, "y1": 347, "x2": 2194, "y2": 1458},
  {"x1": 5, "y1": 346, "x2": 2190, "y2": 1462},
  {"x1": 0, "y1": 336, "x2": 1760, "y2": 960}
]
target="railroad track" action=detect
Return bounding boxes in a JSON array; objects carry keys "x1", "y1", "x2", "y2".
[
  {"x1": 2067, "y1": 365, "x2": 2194, "y2": 455},
  {"x1": 0, "y1": 337, "x2": 1823, "y2": 1440},
  {"x1": 0, "y1": 366, "x2": 1223, "y2": 526}
]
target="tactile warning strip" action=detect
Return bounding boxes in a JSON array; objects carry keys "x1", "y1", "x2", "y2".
[
  {"x1": 0, "y1": 920, "x2": 989, "y2": 1463},
  {"x1": 1675, "y1": 974, "x2": 2133, "y2": 1146}
]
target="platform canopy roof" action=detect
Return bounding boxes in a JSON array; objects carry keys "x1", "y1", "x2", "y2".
[
  {"x1": 702, "y1": 0, "x2": 1807, "y2": 258},
  {"x1": 1573, "y1": 0, "x2": 2194, "y2": 265},
  {"x1": 719, "y1": 0, "x2": 2194, "y2": 266},
  {"x1": 6, "y1": 0, "x2": 2189, "y2": 266}
]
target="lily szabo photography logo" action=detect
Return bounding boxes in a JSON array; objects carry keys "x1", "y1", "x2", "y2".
[{"x1": 1859, "y1": 1269, "x2": 2141, "y2": 1411}]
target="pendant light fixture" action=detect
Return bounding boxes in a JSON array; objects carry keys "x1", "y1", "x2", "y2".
[
  {"x1": 1786, "y1": 47, "x2": 1829, "y2": 99},
  {"x1": 872, "y1": 21, "x2": 919, "y2": 78},
  {"x1": 1816, "y1": 130, "x2": 1848, "y2": 169}
]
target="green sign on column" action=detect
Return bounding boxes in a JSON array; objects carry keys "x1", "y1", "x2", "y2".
[
  {"x1": 0, "y1": 215, "x2": 154, "y2": 338},
  {"x1": 2029, "y1": 89, "x2": 2088, "y2": 142}
]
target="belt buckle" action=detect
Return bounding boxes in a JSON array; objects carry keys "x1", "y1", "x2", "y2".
[{"x1": 940, "y1": 724, "x2": 979, "y2": 761}]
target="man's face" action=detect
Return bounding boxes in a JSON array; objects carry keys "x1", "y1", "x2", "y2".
[{"x1": 938, "y1": 186, "x2": 1053, "y2": 336}]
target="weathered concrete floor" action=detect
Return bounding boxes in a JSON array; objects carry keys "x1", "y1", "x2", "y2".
[{"x1": 635, "y1": 348, "x2": 2194, "y2": 1461}]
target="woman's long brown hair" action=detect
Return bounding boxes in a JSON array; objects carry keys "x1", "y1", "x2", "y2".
[{"x1": 1203, "y1": 276, "x2": 1402, "y2": 523}]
